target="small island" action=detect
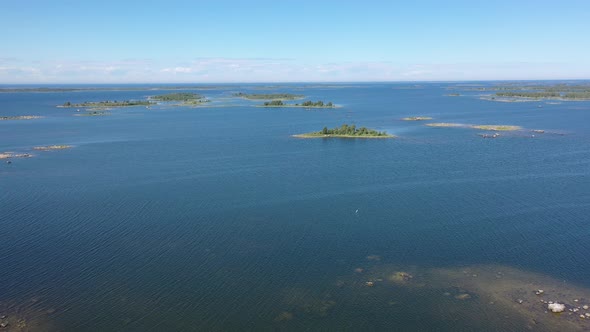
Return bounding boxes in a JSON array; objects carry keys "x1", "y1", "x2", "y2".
[
  {"x1": 261, "y1": 100, "x2": 336, "y2": 108},
  {"x1": 294, "y1": 124, "x2": 394, "y2": 139},
  {"x1": 426, "y1": 123, "x2": 522, "y2": 131},
  {"x1": 150, "y1": 92, "x2": 211, "y2": 106},
  {"x1": 402, "y1": 116, "x2": 433, "y2": 121},
  {"x1": 33, "y1": 145, "x2": 72, "y2": 151},
  {"x1": 471, "y1": 125, "x2": 522, "y2": 131},
  {"x1": 60, "y1": 100, "x2": 153, "y2": 108},
  {"x1": 494, "y1": 91, "x2": 590, "y2": 100},
  {"x1": 233, "y1": 92, "x2": 304, "y2": 100},
  {"x1": 1, "y1": 152, "x2": 33, "y2": 159},
  {"x1": 74, "y1": 110, "x2": 110, "y2": 117},
  {"x1": 150, "y1": 92, "x2": 203, "y2": 101},
  {"x1": 477, "y1": 84, "x2": 590, "y2": 102},
  {"x1": 0, "y1": 115, "x2": 43, "y2": 121},
  {"x1": 425, "y1": 123, "x2": 466, "y2": 128}
]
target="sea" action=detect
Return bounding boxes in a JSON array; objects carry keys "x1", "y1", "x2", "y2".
[{"x1": 1, "y1": 82, "x2": 590, "y2": 331}]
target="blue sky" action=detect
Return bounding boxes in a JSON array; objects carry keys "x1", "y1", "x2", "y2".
[{"x1": 1, "y1": 0, "x2": 589, "y2": 83}]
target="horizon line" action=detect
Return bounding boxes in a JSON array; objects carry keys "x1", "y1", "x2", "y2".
[{"x1": 1, "y1": 78, "x2": 590, "y2": 86}]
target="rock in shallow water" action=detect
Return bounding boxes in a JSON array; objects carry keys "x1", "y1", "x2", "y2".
[
  {"x1": 548, "y1": 303, "x2": 566, "y2": 313},
  {"x1": 455, "y1": 293, "x2": 471, "y2": 300}
]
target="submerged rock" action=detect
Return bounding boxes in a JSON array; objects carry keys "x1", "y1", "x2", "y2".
[
  {"x1": 548, "y1": 303, "x2": 566, "y2": 313},
  {"x1": 274, "y1": 311, "x2": 294, "y2": 322},
  {"x1": 389, "y1": 272, "x2": 413, "y2": 283}
]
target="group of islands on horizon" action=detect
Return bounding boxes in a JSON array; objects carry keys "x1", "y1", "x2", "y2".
[{"x1": 1, "y1": 82, "x2": 581, "y2": 161}]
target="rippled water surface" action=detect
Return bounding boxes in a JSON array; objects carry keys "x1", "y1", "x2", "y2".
[{"x1": 1, "y1": 83, "x2": 590, "y2": 331}]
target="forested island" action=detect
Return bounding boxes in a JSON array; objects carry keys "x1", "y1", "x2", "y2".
[
  {"x1": 294, "y1": 124, "x2": 394, "y2": 138},
  {"x1": 261, "y1": 100, "x2": 335, "y2": 108},
  {"x1": 449, "y1": 83, "x2": 590, "y2": 101},
  {"x1": 233, "y1": 92, "x2": 304, "y2": 100},
  {"x1": 495, "y1": 91, "x2": 590, "y2": 100},
  {"x1": 150, "y1": 92, "x2": 211, "y2": 105},
  {"x1": 445, "y1": 83, "x2": 590, "y2": 101},
  {"x1": 60, "y1": 100, "x2": 153, "y2": 108},
  {"x1": 150, "y1": 92, "x2": 203, "y2": 101}
]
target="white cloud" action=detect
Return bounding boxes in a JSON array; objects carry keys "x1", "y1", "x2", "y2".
[
  {"x1": 0, "y1": 58, "x2": 589, "y2": 83},
  {"x1": 161, "y1": 67, "x2": 193, "y2": 74}
]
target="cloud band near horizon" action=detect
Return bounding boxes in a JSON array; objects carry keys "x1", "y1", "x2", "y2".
[{"x1": 1, "y1": 58, "x2": 588, "y2": 84}]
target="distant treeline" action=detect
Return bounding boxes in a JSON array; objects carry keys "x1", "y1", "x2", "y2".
[
  {"x1": 563, "y1": 92, "x2": 590, "y2": 99},
  {"x1": 262, "y1": 100, "x2": 334, "y2": 107},
  {"x1": 234, "y1": 92, "x2": 303, "y2": 100},
  {"x1": 316, "y1": 124, "x2": 388, "y2": 137},
  {"x1": 496, "y1": 92, "x2": 561, "y2": 98},
  {"x1": 263, "y1": 100, "x2": 286, "y2": 106},
  {"x1": 452, "y1": 83, "x2": 590, "y2": 94},
  {"x1": 151, "y1": 93, "x2": 204, "y2": 101},
  {"x1": 496, "y1": 91, "x2": 590, "y2": 100},
  {"x1": 296, "y1": 100, "x2": 334, "y2": 107},
  {"x1": 2, "y1": 87, "x2": 215, "y2": 93},
  {"x1": 62, "y1": 100, "x2": 152, "y2": 107}
]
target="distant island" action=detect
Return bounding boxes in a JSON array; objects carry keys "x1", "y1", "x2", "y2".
[
  {"x1": 149, "y1": 92, "x2": 211, "y2": 106},
  {"x1": 455, "y1": 83, "x2": 590, "y2": 102},
  {"x1": 425, "y1": 123, "x2": 465, "y2": 128},
  {"x1": 74, "y1": 110, "x2": 110, "y2": 117},
  {"x1": 233, "y1": 92, "x2": 304, "y2": 100},
  {"x1": 60, "y1": 100, "x2": 152, "y2": 108},
  {"x1": 151, "y1": 92, "x2": 203, "y2": 101},
  {"x1": 261, "y1": 100, "x2": 336, "y2": 108},
  {"x1": 33, "y1": 145, "x2": 72, "y2": 151},
  {"x1": 1, "y1": 115, "x2": 43, "y2": 121},
  {"x1": 494, "y1": 91, "x2": 590, "y2": 100},
  {"x1": 402, "y1": 116, "x2": 432, "y2": 121},
  {"x1": 0, "y1": 152, "x2": 33, "y2": 159},
  {"x1": 426, "y1": 123, "x2": 522, "y2": 131},
  {"x1": 294, "y1": 124, "x2": 394, "y2": 139},
  {"x1": 471, "y1": 125, "x2": 522, "y2": 131},
  {"x1": 0, "y1": 86, "x2": 223, "y2": 93}
]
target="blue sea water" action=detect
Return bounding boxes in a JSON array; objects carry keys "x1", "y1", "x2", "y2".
[{"x1": 1, "y1": 82, "x2": 590, "y2": 330}]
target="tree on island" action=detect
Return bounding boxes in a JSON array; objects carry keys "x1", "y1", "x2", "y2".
[
  {"x1": 310, "y1": 124, "x2": 389, "y2": 137},
  {"x1": 301, "y1": 100, "x2": 334, "y2": 107},
  {"x1": 263, "y1": 100, "x2": 284, "y2": 106}
]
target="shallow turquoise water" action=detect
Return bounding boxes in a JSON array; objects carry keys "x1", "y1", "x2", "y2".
[{"x1": 1, "y1": 83, "x2": 590, "y2": 330}]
